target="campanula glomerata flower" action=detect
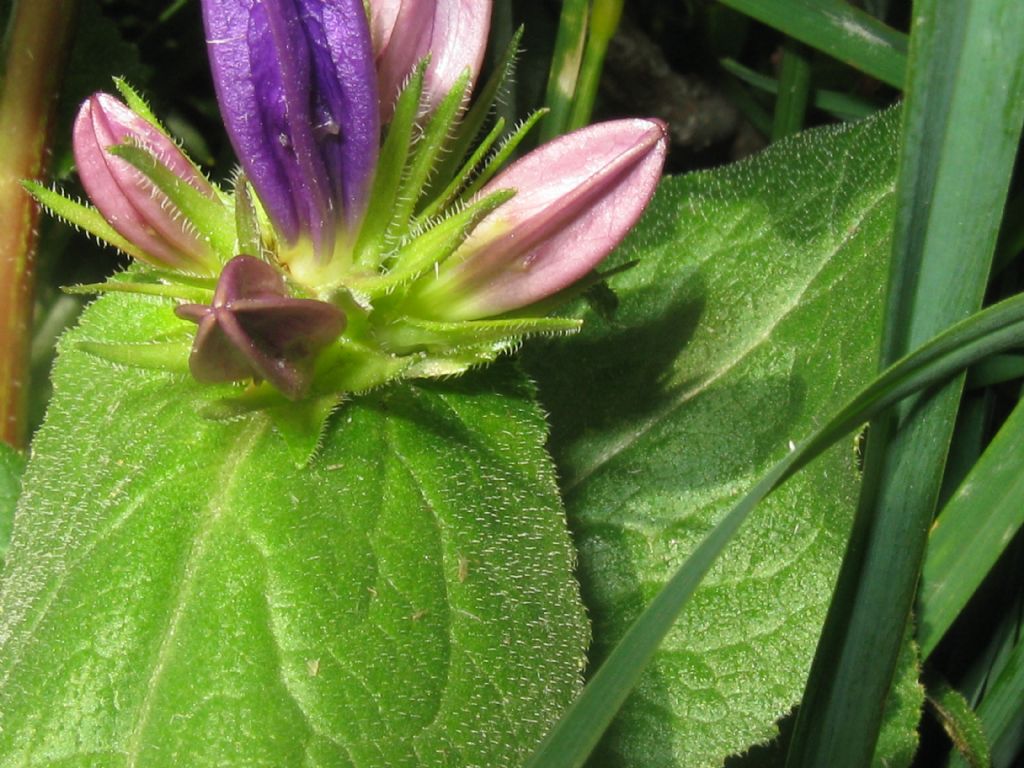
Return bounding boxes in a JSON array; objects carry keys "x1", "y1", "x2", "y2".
[{"x1": 41, "y1": 0, "x2": 668, "y2": 404}]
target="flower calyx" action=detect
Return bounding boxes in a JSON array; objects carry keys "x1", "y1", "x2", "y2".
[
  {"x1": 175, "y1": 255, "x2": 346, "y2": 400},
  {"x1": 38, "y1": 1, "x2": 669, "y2": 414}
]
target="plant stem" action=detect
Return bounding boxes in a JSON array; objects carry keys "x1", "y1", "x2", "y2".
[{"x1": 0, "y1": 0, "x2": 77, "y2": 449}]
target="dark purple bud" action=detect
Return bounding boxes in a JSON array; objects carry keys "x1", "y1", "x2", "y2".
[
  {"x1": 175, "y1": 255, "x2": 346, "y2": 399},
  {"x1": 202, "y1": 0, "x2": 379, "y2": 259}
]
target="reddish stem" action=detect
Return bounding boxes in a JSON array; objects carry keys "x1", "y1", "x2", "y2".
[{"x1": 0, "y1": 0, "x2": 77, "y2": 448}]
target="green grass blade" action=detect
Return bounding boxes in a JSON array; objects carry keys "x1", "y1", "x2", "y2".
[
  {"x1": 950, "y1": 639, "x2": 1024, "y2": 768},
  {"x1": 968, "y1": 354, "x2": 1024, "y2": 389},
  {"x1": 524, "y1": 291, "x2": 1024, "y2": 768},
  {"x1": 721, "y1": 57, "x2": 877, "y2": 120},
  {"x1": 785, "y1": 0, "x2": 1024, "y2": 765},
  {"x1": 771, "y1": 41, "x2": 812, "y2": 140},
  {"x1": 717, "y1": 0, "x2": 907, "y2": 88},
  {"x1": 937, "y1": 391, "x2": 992, "y2": 506},
  {"x1": 918, "y1": 398, "x2": 1024, "y2": 659},
  {"x1": 567, "y1": 0, "x2": 622, "y2": 131},
  {"x1": 539, "y1": 0, "x2": 589, "y2": 142}
]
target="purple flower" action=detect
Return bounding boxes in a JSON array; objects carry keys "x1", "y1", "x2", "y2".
[
  {"x1": 73, "y1": 93, "x2": 220, "y2": 274},
  {"x1": 370, "y1": 0, "x2": 492, "y2": 121},
  {"x1": 54, "y1": 1, "x2": 670, "y2": 398},
  {"x1": 202, "y1": 0, "x2": 379, "y2": 262},
  {"x1": 175, "y1": 255, "x2": 345, "y2": 399}
]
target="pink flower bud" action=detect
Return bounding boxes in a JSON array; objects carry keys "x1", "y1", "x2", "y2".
[
  {"x1": 370, "y1": 0, "x2": 492, "y2": 122},
  {"x1": 73, "y1": 93, "x2": 218, "y2": 273},
  {"x1": 413, "y1": 118, "x2": 668, "y2": 319}
]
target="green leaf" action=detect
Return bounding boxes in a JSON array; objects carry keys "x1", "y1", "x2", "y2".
[
  {"x1": 927, "y1": 678, "x2": 992, "y2": 768},
  {"x1": 918, "y1": 397, "x2": 1024, "y2": 659},
  {"x1": 0, "y1": 442, "x2": 25, "y2": 564},
  {"x1": 0, "y1": 292, "x2": 588, "y2": 765},
  {"x1": 787, "y1": 1, "x2": 1024, "y2": 764},
  {"x1": 524, "y1": 108, "x2": 901, "y2": 766},
  {"x1": 525, "y1": 284, "x2": 1024, "y2": 768},
  {"x1": 953, "y1": 637, "x2": 1024, "y2": 768},
  {"x1": 874, "y1": 631, "x2": 924, "y2": 768}
]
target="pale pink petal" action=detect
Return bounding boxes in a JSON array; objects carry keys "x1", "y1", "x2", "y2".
[
  {"x1": 415, "y1": 118, "x2": 669, "y2": 318},
  {"x1": 375, "y1": 0, "x2": 491, "y2": 122},
  {"x1": 73, "y1": 94, "x2": 215, "y2": 272}
]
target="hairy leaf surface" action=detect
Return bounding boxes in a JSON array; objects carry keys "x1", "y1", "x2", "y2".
[
  {"x1": 0, "y1": 292, "x2": 588, "y2": 767},
  {"x1": 526, "y1": 108, "x2": 913, "y2": 767}
]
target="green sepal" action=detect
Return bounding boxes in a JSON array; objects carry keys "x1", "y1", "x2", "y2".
[
  {"x1": 455, "y1": 109, "x2": 548, "y2": 205},
  {"x1": 197, "y1": 338, "x2": 415, "y2": 457},
  {"x1": 76, "y1": 338, "x2": 191, "y2": 372},
  {"x1": 404, "y1": 343, "x2": 512, "y2": 378},
  {"x1": 113, "y1": 77, "x2": 163, "y2": 131},
  {"x1": 382, "y1": 316, "x2": 582, "y2": 352},
  {"x1": 433, "y1": 26, "x2": 525, "y2": 188},
  {"x1": 108, "y1": 143, "x2": 234, "y2": 264},
  {"x1": 417, "y1": 117, "x2": 507, "y2": 222},
  {"x1": 501, "y1": 260, "x2": 639, "y2": 322},
  {"x1": 201, "y1": 389, "x2": 343, "y2": 468},
  {"x1": 353, "y1": 61, "x2": 427, "y2": 268},
  {"x1": 113, "y1": 79, "x2": 232, "y2": 207},
  {"x1": 355, "y1": 189, "x2": 514, "y2": 297},
  {"x1": 234, "y1": 175, "x2": 262, "y2": 256},
  {"x1": 263, "y1": 394, "x2": 343, "y2": 467},
  {"x1": 311, "y1": 339, "x2": 418, "y2": 396},
  {"x1": 64, "y1": 280, "x2": 214, "y2": 303},
  {"x1": 389, "y1": 69, "x2": 474, "y2": 240},
  {"x1": 23, "y1": 180, "x2": 147, "y2": 261}
]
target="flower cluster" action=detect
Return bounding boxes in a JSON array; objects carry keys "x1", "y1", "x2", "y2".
[{"x1": 39, "y1": 0, "x2": 667, "y2": 404}]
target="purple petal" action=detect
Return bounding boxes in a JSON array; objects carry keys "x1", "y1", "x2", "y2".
[
  {"x1": 178, "y1": 255, "x2": 346, "y2": 399},
  {"x1": 188, "y1": 311, "x2": 259, "y2": 383},
  {"x1": 212, "y1": 252, "x2": 287, "y2": 305},
  {"x1": 215, "y1": 308, "x2": 310, "y2": 398},
  {"x1": 203, "y1": 0, "x2": 378, "y2": 253}
]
